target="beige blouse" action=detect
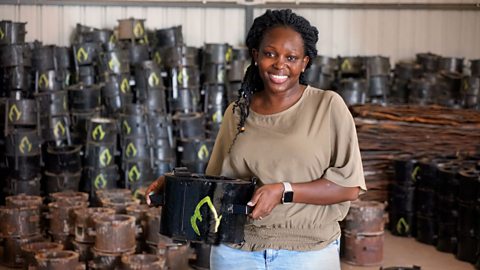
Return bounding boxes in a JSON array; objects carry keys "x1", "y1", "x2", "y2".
[{"x1": 206, "y1": 86, "x2": 366, "y2": 251}]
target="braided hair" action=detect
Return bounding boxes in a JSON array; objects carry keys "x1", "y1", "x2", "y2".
[{"x1": 229, "y1": 9, "x2": 319, "y2": 151}]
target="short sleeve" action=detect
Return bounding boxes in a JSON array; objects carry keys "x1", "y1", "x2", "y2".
[
  {"x1": 205, "y1": 103, "x2": 236, "y2": 176},
  {"x1": 322, "y1": 93, "x2": 367, "y2": 193}
]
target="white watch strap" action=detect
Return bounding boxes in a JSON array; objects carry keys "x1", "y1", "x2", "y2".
[{"x1": 283, "y1": 182, "x2": 293, "y2": 192}]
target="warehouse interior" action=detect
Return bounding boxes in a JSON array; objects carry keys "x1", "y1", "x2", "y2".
[{"x1": 0, "y1": 0, "x2": 479, "y2": 269}]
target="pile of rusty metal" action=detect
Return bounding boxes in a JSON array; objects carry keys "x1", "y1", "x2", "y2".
[
  {"x1": 352, "y1": 103, "x2": 480, "y2": 202},
  {"x1": 0, "y1": 194, "x2": 44, "y2": 267},
  {"x1": 47, "y1": 191, "x2": 89, "y2": 250},
  {"x1": 0, "y1": 189, "x2": 196, "y2": 269},
  {"x1": 341, "y1": 200, "x2": 386, "y2": 267}
]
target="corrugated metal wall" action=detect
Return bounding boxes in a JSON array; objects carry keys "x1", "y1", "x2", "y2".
[
  {"x1": 1, "y1": 2, "x2": 479, "y2": 63},
  {"x1": 283, "y1": 8, "x2": 480, "y2": 62},
  {"x1": 0, "y1": 5, "x2": 246, "y2": 47}
]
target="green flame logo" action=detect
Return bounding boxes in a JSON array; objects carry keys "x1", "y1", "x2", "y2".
[
  {"x1": 120, "y1": 78, "x2": 130, "y2": 93},
  {"x1": 92, "y1": 125, "x2": 106, "y2": 141},
  {"x1": 108, "y1": 54, "x2": 121, "y2": 72},
  {"x1": 19, "y1": 136, "x2": 33, "y2": 154},
  {"x1": 126, "y1": 142, "x2": 138, "y2": 158},
  {"x1": 341, "y1": 59, "x2": 352, "y2": 71},
  {"x1": 148, "y1": 72, "x2": 160, "y2": 87},
  {"x1": 94, "y1": 174, "x2": 107, "y2": 189},
  {"x1": 191, "y1": 196, "x2": 222, "y2": 236},
  {"x1": 212, "y1": 111, "x2": 222, "y2": 123},
  {"x1": 99, "y1": 149, "x2": 112, "y2": 167},
  {"x1": 54, "y1": 121, "x2": 66, "y2": 138},
  {"x1": 225, "y1": 47, "x2": 232, "y2": 62},
  {"x1": 411, "y1": 166, "x2": 420, "y2": 182},
  {"x1": 133, "y1": 22, "x2": 144, "y2": 38},
  {"x1": 154, "y1": 51, "x2": 162, "y2": 65},
  {"x1": 38, "y1": 73, "x2": 49, "y2": 88},
  {"x1": 128, "y1": 165, "x2": 141, "y2": 182},
  {"x1": 123, "y1": 120, "x2": 132, "y2": 135},
  {"x1": 76, "y1": 47, "x2": 89, "y2": 63},
  {"x1": 197, "y1": 144, "x2": 209, "y2": 161},
  {"x1": 396, "y1": 217, "x2": 410, "y2": 234},
  {"x1": 8, "y1": 104, "x2": 22, "y2": 122}
]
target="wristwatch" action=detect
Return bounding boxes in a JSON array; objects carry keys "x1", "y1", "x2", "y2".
[{"x1": 282, "y1": 182, "x2": 294, "y2": 204}]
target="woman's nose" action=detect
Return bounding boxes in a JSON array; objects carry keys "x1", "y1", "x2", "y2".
[{"x1": 273, "y1": 57, "x2": 286, "y2": 69}]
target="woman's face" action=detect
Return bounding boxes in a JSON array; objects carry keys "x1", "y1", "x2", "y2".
[{"x1": 253, "y1": 26, "x2": 309, "y2": 95}]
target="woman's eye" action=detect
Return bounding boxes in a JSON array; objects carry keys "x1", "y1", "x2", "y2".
[
  {"x1": 264, "y1": 52, "x2": 275, "y2": 57},
  {"x1": 287, "y1": 56, "x2": 298, "y2": 62}
]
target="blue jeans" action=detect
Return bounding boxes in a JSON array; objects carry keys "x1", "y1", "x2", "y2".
[{"x1": 210, "y1": 238, "x2": 341, "y2": 270}]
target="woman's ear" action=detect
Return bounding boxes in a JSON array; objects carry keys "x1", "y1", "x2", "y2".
[
  {"x1": 302, "y1": 56, "x2": 310, "y2": 70},
  {"x1": 252, "y1": 49, "x2": 259, "y2": 64}
]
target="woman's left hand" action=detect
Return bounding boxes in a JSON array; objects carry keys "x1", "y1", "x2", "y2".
[{"x1": 247, "y1": 183, "x2": 284, "y2": 220}]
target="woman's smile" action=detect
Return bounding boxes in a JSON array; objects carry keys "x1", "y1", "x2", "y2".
[{"x1": 269, "y1": 73, "x2": 289, "y2": 84}]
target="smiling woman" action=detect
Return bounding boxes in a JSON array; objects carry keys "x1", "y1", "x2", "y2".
[
  {"x1": 205, "y1": 9, "x2": 366, "y2": 270},
  {"x1": 146, "y1": 8, "x2": 366, "y2": 270}
]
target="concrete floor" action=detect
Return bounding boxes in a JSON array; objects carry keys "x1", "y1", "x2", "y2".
[
  {"x1": 0, "y1": 231, "x2": 476, "y2": 270},
  {"x1": 341, "y1": 231, "x2": 475, "y2": 270}
]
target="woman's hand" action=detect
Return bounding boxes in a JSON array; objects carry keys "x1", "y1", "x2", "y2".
[
  {"x1": 247, "y1": 183, "x2": 284, "y2": 220},
  {"x1": 145, "y1": 175, "x2": 165, "y2": 206}
]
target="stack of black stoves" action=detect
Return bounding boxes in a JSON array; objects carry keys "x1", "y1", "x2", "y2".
[
  {"x1": 0, "y1": 20, "x2": 31, "y2": 201},
  {"x1": 164, "y1": 46, "x2": 201, "y2": 114},
  {"x1": 304, "y1": 55, "x2": 337, "y2": 91},
  {"x1": 365, "y1": 56, "x2": 391, "y2": 104},
  {"x1": 72, "y1": 29, "x2": 101, "y2": 87},
  {"x1": 173, "y1": 112, "x2": 213, "y2": 174},
  {"x1": 336, "y1": 56, "x2": 367, "y2": 106},
  {"x1": 69, "y1": 33, "x2": 103, "y2": 144},
  {"x1": 0, "y1": 21, "x2": 41, "y2": 195},
  {"x1": 148, "y1": 26, "x2": 186, "y2": 176},
  {"x1": 32, "y1": 44, "x2": 84, "y2": 195},
  {"x1": 0, "y1": 20, "x2": 30, "y2": 98},
  {"x1": 0, "y1": 98, "x2": 5, "y2": 203},
  {"x1": 455, "y1": 161, "x2": 479, "y2": 264},
  {"x1": 389, "y1": 154, "x2": 417, "y2": 238},
  {"x1": 400, "y1": 53, "x2": 465, "y2": 107},
  {"x1": 202, "y1": 43, "x2": 232, "y2": 137},
  {"x1": 390, "y1": 61, "x2": 422, "y2": 104},
  {"x1": 83, "y1": 117, "x2": 120, "y2": 203},
  {"x1": 413, "y1": 155, "x2": 446, "y2": 246},
  {"x1": 114, "y1": 19, "x2": 158, "y2": 198},
  {"x1": 96, "y1": 27, "x2": 133, "y2": 116},
  {"x1": 225, "y1": 47, "x2": 250, "y2": 104},
  {"x1": 4, "y1": 95, "x2": 42, "y2": 196},
  {"x1": 117, "y1": 18, "x2": 150, "y2": 105},
  {"x1": 147, "y1": 110, "x2": 176, "y2": 178},
  {"x1": 68, "y1": 82, "x2": 103, "y2": 141},
  {"x1": 33, "y1": 44, "x2": 73, "y2": 147},
  {"x1": 463, "y1": 59, "x2": 480, "y2": 109},
  {"x1": 119, "y1": 104, "x2": 155, "y2": 198},
  {"x1": 391, "y1": 153, "x2": 480, "y2": 267}
]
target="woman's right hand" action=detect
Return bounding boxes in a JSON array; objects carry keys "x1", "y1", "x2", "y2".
[{"x1": 145, "y1": 175, "x2": 165, "y2": 206}]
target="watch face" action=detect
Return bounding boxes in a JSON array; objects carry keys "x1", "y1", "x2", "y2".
[{"x1": 283, "y1": 191, "x2": 294, "y2": 203}]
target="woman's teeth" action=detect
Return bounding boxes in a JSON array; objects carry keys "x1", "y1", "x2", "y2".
[{"x1": 270, "y1": 74, "x2": 288, "y2": 84}]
